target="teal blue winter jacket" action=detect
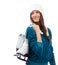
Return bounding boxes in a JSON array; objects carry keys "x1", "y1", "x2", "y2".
[{"x1": 26, "y1": 26, "x2": 56, "y2": 65}]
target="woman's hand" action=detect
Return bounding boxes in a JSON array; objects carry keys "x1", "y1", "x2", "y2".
[
  {"x1": 31, "y1": 23, "x2": 41, "y2": 34},
  {"x1": 31, "y1": 23, "x2": 42, "y2": 43}
]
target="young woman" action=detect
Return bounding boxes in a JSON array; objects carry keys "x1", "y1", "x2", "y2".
[{"x1": 26, "y1": 4, "x2": 56, "y2": 65}]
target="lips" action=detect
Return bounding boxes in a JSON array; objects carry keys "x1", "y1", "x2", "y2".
[{"x1": 33, "y1": 16, "x2": 39, "y2": 20}]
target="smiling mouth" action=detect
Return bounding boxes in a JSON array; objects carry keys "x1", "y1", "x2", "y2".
[
  {"x1": 33, "y1": 16, "x2": 39, "y2": 19},
  {"x1": 33, "y1": 18, "x2": 39, "y2": 21}
]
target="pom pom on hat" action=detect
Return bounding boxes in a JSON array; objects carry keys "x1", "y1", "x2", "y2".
[{"x1": 29, "y1": 4, "x2": 44, "y2": 15}]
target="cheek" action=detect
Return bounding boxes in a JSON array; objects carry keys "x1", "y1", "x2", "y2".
[
  {"x1": 31, "y1": 15, "x2": 33, "y2": 18},
  {"x1": 37, "y1": 14, "x2": 40, "y2": 19}
]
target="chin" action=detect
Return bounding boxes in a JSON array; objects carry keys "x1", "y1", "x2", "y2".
[
  {"x1": 33, "y1": 19, "x2": 39, "y2": 22},
  {"x1": 34, "y1": 20, "x2": 39, "y2": 22}
]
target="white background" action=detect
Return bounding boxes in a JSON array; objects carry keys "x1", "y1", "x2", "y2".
[{"x1": 0, "y1": 0, "x2": 58, "y2": 65}]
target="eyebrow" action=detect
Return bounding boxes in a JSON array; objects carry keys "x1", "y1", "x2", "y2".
[{"x1": 30, "y1": 10, "x2": 40, "y2": 15}]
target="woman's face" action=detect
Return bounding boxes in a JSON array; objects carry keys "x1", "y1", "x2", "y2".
[{"x1": 30, "y1": 10, "x2": 40, "y2": 22}]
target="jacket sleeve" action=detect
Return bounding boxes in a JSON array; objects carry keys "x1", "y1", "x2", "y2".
[
  {"x1": 48, "y1": 28, "x2": 56, "y2": 65},
  {"x1": 49, "y1": 43, "x2": 56, "y2": 65},
  {"x1": 26, "y1": 27, "x2": 43, "y2": 56}
]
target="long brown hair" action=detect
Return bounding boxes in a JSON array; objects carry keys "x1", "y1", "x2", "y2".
[{"x1": 30, "y1": 10, "x2": 50, "y2": 41}]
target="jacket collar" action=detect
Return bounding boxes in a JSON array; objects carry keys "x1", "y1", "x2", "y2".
[{"x1": 29, "y1": 24, "x2": 49, "y2": 35}]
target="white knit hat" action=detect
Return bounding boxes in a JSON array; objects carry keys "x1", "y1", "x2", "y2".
[{"x1": 29, "y1": 4, "x2": 44, "y2": 16}]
